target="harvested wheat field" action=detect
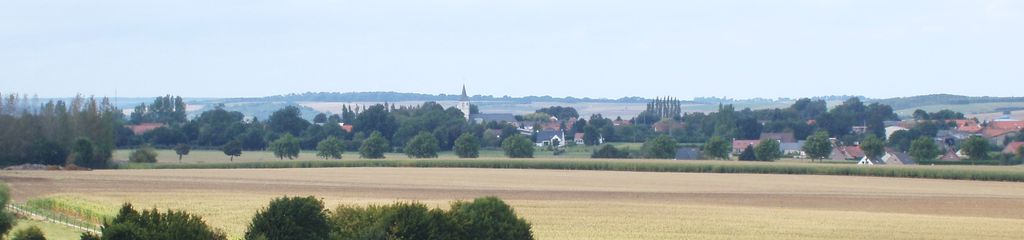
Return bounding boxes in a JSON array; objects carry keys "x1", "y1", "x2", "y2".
[{"x1": 3, "y1": 168, "x2": 1024, "y2": 239}]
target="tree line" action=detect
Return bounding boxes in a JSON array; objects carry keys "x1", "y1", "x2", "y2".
[{"x1": 0, "y1": 93, "x2": 120, "y2": 168}]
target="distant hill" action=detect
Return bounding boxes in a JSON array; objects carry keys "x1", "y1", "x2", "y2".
[
  {"x1": 221, "y1": 92, "x2": 654, "y2": 104},
  {"x1": 869, "y1": 94, "x2": 1024, "y2": 110}
]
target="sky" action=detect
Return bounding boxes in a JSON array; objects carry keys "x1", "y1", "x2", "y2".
[{"x1": 1, "y1": 0, "x2": 1022, "y2": 99}]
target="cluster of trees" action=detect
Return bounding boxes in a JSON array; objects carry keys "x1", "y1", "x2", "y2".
[
  {"x1": 74, "y1": 196, "x2": 533, "y2": 240},
  {"x1": 534, "y1": 106, "x2": 579, "y2": 120},
  {"x1": 737, "y1": 139, "x2": 782, "y2": 161},
  {"x1": 0, "y1": 93, "x2": 120, "y2": 168},
  {"x1": 129, "y1": 95, "x2": 186, "y2": 125}
]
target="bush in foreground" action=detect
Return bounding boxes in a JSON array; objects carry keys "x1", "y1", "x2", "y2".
[
  {"x1": 501, "y1": 135, "x2": 534, "y2": 158},
  {"x1": 330, "y1": 196, "x2": 532, "y2": 240},
  {"x1": 92, "y1": 203, "x2": 225, "y2": 240},
  {"x1": 128, "y1": 145, "x2": 158, "y2": 163},
  {"x1": 0, "y1": 183, "x2": 16, "y2": 237},
  {"x1": 245, "y1": 196, "x2": 330, "y2": 240},
  {"x1": 11, "y1": 226, "x2": 46, "y2": 240}
]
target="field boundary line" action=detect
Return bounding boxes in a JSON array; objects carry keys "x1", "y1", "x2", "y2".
[{"x1": 6, "y1": 204, "x2": 101, "y2": 234}]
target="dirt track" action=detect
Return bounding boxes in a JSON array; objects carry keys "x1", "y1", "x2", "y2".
[{"x1": 3, "y1": 167, "x2": 1024, "y2": 219}]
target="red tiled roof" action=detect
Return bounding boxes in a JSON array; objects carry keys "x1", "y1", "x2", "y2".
[
  {"x1": 1004, "y1": 141, "x2": 1024, "y2": 154},
  {"x1": 732, "y1": 140, "x2": 760, "y2": 152},
  {"x1": 982, "y1": 127, "x2": 1019, "y2": 139},
  {"x1": 952, "y1": 119, "x2": 982, "y2": 133},
  {"x1": 128, "y1": 123, "x2": 164, "y2": 135},
  {"x1": 842, "y1": 146, "x2": 864, "y2": 158},
  {"x1": 989, "y1": 121, "x2": 1024, "y2": 130},
  {"x1": 574, "y1": 133, "x2": 585, "y2": 141}
]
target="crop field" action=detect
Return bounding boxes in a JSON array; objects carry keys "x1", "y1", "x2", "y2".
[{"x1": 3, "y1": 168, "x2": 1024, "y2": 239}]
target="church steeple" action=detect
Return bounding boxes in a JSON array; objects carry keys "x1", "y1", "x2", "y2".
[{"x1": 460, "y1": 85, "x2": 469, "y2": 101}]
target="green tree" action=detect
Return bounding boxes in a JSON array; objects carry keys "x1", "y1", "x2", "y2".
[
  {"x1": 245, "y1": 196, "x2": 329, "y2": 240},
  {"x1": 703, "y1": 136, "x2": 730, "y2": 160},
  {"x1": 583, "y1": 126, "x2": 600, "y2": 146},
  {"x1": 29, "y1": 140, "x2": 68, "y2": 166},
  {"x1": 0, "y1": 184, "x2": 15, "y2": 237},
  {"x1": 450, "y1": 197, "x2": 533, "y2": 240},
  {"x1": 174, "y1": 143, "x2": 191, "y2": 163},
  {"x1": 453, "y1": 133, "x2": 480, "y2": 158},
  {"x1": 270, "y1": 134, "x2": 301, "y2": 160},
  {"x1": 405, "y1": 131, "x2": 440, "y2": 158},
  {"x1": 128, "y1": 145, "x2": 159, "y2": 163},
  {"x1": 909, "y1": 137, "x2": 939, "y2": 161},
  {"x1": 267, "y1": 106, "x2": 311, "y2": 136},
  {"x1": 222, "y1": 140, "x2": 242, "y2": 161},
  {"x1": 502, "y1": 135, "x2": 534, "y2": 158},
  {"x1": 72, "y1": 137, "x2": 95, "y2": 167},
  {"x1": 10, "y1": 226, "x2": 45, "y2": 240},
  {"x1": 592, "y1": 144, "x2": 629, "y2": 159},
  {"x1": 738, "y1": 145, "x2": 756, "y2": 161},
  {"x1": 860, "y1": 135, "x2": 885, "y2": 161},
  {"x1": 315, "y1": 136, "x2": 344, "y2": 160},
  {"x1": 803, "y1": 131, "x2": 833, "y2": 162},
  {"x1": 100, "y1": 203, "x2": 226, "y2": 240},
  {"x1": 755, "y1": 140, "x2": 782, "y2": 161},
  {"x1": 960, "y1": 136, "x2": 990, "y2": 161},
  {"x1": 359, "y1": 131, "x2": 389, "y2": 159},
  {"x1": 644, "y1": 135, "x2": 678, "y2": 159}
]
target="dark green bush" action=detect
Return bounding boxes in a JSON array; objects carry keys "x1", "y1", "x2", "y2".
[
  {"x1": 128, "y1": 146, "x2": 158, "y2": 163},
  {"x1": 11, "y1": 226, "x2": 46, "y2": 240},
  {"x1": 329, "y1": 197, "x2": 531, "y2": 240},
  {"x1": 0, "y1": 183, "x2": 15, "y2": 237},
  {"x1": 450, "y1": 197, "x2": 533, "y2": 240},
  {"x1": 591, "y1": 145, "x2": 629, "y2": 159},
  {"x1": 245, "y1": 196, "x2": 329, "y2": 240},
  {"x1": 97, "y1": 203, "x2": 225, "y2": 240}
]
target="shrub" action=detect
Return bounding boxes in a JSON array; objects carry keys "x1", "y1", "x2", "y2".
[
  {"x1": 501, "y1": 135, "x2": 534, "y2": 158},
  {"x1": 450, "y1": 197, "x2": 533, "y2": 240},
  {"x1": 360, "y1": 132, "x2": 389, "y2": 159},
  {"x1": 454, "y1": 133, "x2": 480, "y2": 158},
  {"x1": 703, "y1": 136, "x2": 730, "y2": 160},
  {"x1": 591, "y1": 145, "x2": 628, "y2": 159},
  {"x1": 316, "y1": 136, "x2": 345, "y2": 160},
  {"x1": 329, "y1": 197, "x2": 532, "y2": 240},
  {"x1": 245, "y1": 196, "x2": 330, "y2": 240},
  {"x1": 128, "y1": 145, "x2": 158, "y2": 163},
  {"x1": 270, "y1": 134, "x2": 301, "y2": 160},
  {"x1": 738, "y1": 145, "x2": 756, "y2": 161},
  {"x1": 99, "y1": 203, "x2": 226, "y2": 240},
  {"x1": 643, "y1": 135, "x2": 677, "y2": 159},
  {"x1": 405, "y1": 132, "x2": 440, "y2": 158},
  {"x1": 11, "y1": 226, "x2": 45, "y2": 240}
]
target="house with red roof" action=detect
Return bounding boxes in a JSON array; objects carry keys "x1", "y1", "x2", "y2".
[
  {"x1": 731, "y1": 140, "x2": 760, "y2": 155},
  {"x1": 127, "y1": 123, "x2": 164, "y2": 135},
  {"x1": 1004, "y1": 141, "x2": 1024, "y2": 155}
]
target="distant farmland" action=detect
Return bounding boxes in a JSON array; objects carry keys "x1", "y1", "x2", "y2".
[{"x1": 3, "y1": 168, "x2": 1024, "y2": 239}]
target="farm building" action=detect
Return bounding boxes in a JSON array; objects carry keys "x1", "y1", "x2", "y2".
[
  {"x1": 674, "y1": 148, "x2": 702, "y2": 160},
  {"x1": 535, "y1": 129, "x2": 566, "y2": 147},
  {"x1": 1004, "y1": 141, "x2": 1024, "y2": 155},
  {"x1": 731, "y1": 140, "x2": 760, "y2": 155},
  {"x1": 760, "y1": 132, "x2": 796, "y2": 143}
]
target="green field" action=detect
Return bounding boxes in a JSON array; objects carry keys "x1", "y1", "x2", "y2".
[{"x1": 4, "y1": 219, "x2": 85, "y2": 240}]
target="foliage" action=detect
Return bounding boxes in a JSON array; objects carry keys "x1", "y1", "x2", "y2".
[
  {"x1": 592, "y1": 145, "x2": 629, "y2": 159},
  {"x1": 754, "y1": 140, "x2": 782, "y2": 161},
  {"x1": 10, "y1": 226, "x2": 45, "y2": 240},
  {"x1": 643, "y1": 135, "x2": 677, "y2": 159},
  {"x1": 453, "y1": 133, "x2": 480, "y2": 158},
  {"x1": 702, "y1": 136, "x2": 730, "y2": 160},
  {"x1": 0, "y1": 183, "x2": 14, "y2": 237},
  {"x1": 738, "y1": 145, "x2": 756, "y2": 161},
  {"x1": 129, "y1": 95, "x2": 187, "y2": 125},
  {"x1": 501, "y1": 135, "x2": 535, "y2": 158},
  {"x1": 450, "y1": 197, "x2": 533, "y2": 240},
  {"x1": 535, "y1": 106, "x2": 579, "y2": 120},
  {"x1": 270, "y1": 134, "x2": 301, "y2": 160},
  {"x1": 221, "y1": 140, "x2": 242, "y2": 161},
  {"x1": 173, "y1": 144, "x2": 191, "y2": 162},
  {"x1": 859, "y1": 135, "x2": 885, "y2": 161},
  {"x1": 405, "y1": 132, "x2": 441, "y2": 158},
  {"x1": 245, "y1": 196, "x2": 329, "y2": 240},
  {"x1": 960, "y1": 136, "x2": 991, "y2": 161},
  {"x1": 329, "y1": 196, "x2": 532, "y2": 240},
  {"x1": 803, "y1": 131, "x2": 833, "y2": 161},
  {"x1": 267, "y1": 106, "x2": 311, "y2": 137},
  {"x1": 359, "y1": 132, "x2": 389, "y2": 159},
  {"x1": 354, "y1": 105, "x2": 398, "y2": 142},
  {"x1": 28, "y1": 140, "x2": 69, "y2": 166},
  {"x1": 909, "y1": 137, "x2": 940, "y2": 161},
  {"x1": 315, "y1": 136, "x2": 345, "y2": 160},
  {"x1": 128, "y1": 145, "x2": 159, "y2": 163},
  {"x1": 98, "y1": 203, "x2": 226, "y2": 240}
]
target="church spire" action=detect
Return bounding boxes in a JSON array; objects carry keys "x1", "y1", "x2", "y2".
[{"x1": 460, "y1": 85, "x2": 469, "y2": 101}]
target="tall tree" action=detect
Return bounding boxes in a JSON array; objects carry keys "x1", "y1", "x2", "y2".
[
  {"x1": 501, "y1": 135, "x2": 534, "y2": 158},
  {"x1": 267, "y1": 106, "x2": 311, "y2": 136},
  {"x1": 270, "y1": 134, "x2": 301, "y2": 160},
  {"x1": 359, "y1": 131, "x2": 389, "y2": 159},
  {"x1": 703, "y1": 136, "x2": 731, "y2": 160},
  {"x1": 643, "y1": 135, "x2": 678, "y2": 159},
  {"x1": 405, "y1": 132, "x2": 440, "y2": 158},
  {"x1": 859, "y1": 135, "x2": 885, "y2": 161},
  {"x1": 803, "y1": 131, "x2": 833, "y2": 162},
  {"x1": 960, "y1": 136, "x2": 990, "y2": 161},
  {"x1": 315, "y1": 136, "x2": 344, "y2": 160},
  {"x1": 909, "y1": 137, "x2": 939, "y2": 161},
  {"x1": 755, "y1": 139, "x2": 782, "y2": 161},
  {"x1": 222, "y1": 140, "x2": 242, "y2": 161},
  {"x1": 173, "y1": 144, "x2": 191, "y2": 163},
  {"x1": 453, "y1": 133, "x2": 480, "y2": 158}
]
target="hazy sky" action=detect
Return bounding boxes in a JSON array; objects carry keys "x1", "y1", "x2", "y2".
[{"x1": 1, "y1": 0, "x2": 1022, "y2": 99}]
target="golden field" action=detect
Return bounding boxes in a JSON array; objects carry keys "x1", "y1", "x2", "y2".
[{"x1": 3, "y1": 167, "x2": 1024, "y2": 239}]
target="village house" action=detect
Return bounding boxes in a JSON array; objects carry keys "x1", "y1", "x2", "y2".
[
  {"x1": 831, "y1": 145, "x2": 864, "y2": 161},
  {"x1": 574, "y1": 133, "x2": 585, "y2": 145},
  {"x1": 760, "y1": 132, "x2": 796, "y2": 143},
  {"x1": 885, "y1": 126, "x2": 908, "y2": 139},
  {"x1": 780, "y1": 141, "x2": 806, "y2": 157},
  {"x1": 1004, "y1": 141, "x2": 1024, "y2": 155},
  {"x1": 731, "y1": 140, "x2": 761, "y2": 155},
  {"x1": 535, "y1": 129, "x2": 566, "y2": 147}
]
